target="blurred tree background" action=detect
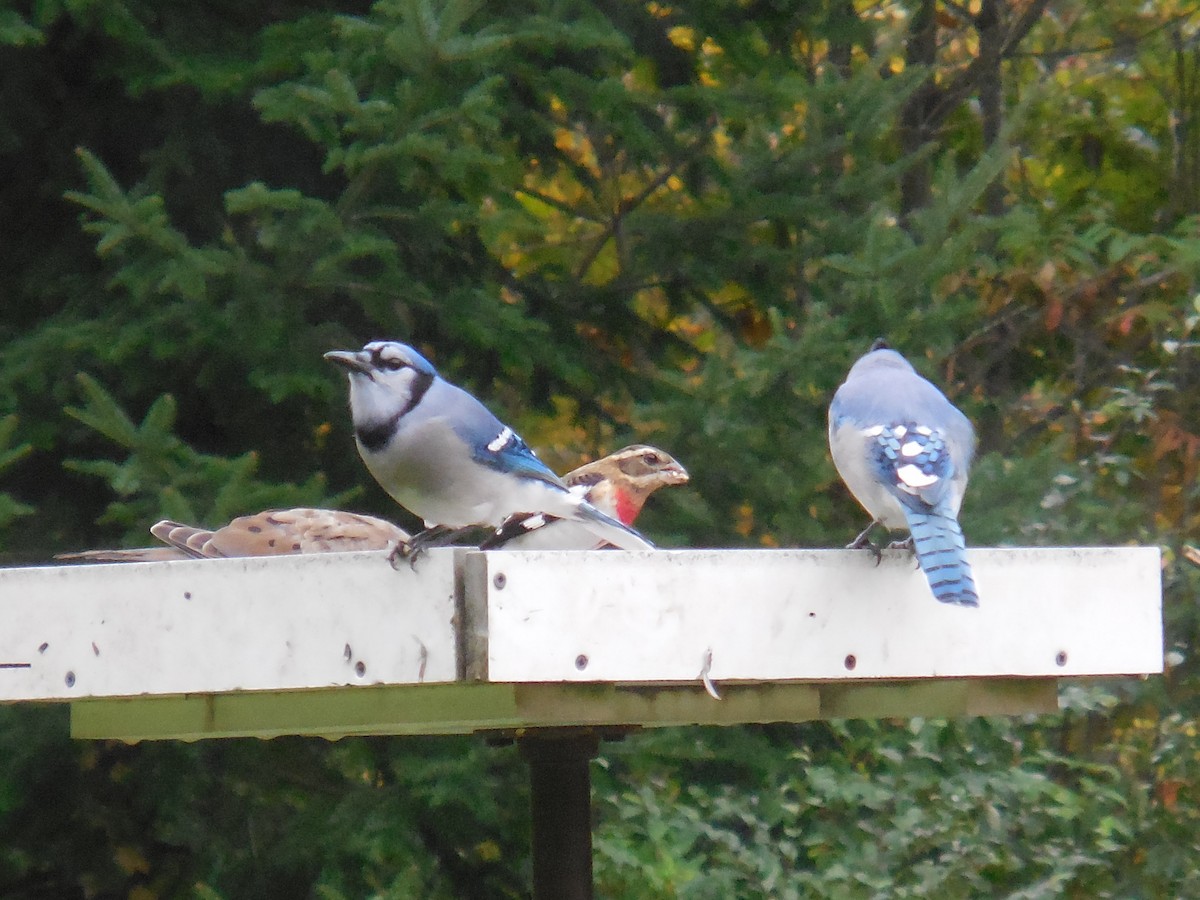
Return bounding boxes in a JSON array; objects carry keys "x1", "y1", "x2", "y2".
[{"x1": 1, "y1": 0, "x2": 1198, "y2": 896}]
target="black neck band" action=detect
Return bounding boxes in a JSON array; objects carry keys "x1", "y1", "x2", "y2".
[{"x1": 355, "y1": 370, "x2": 434, "y2": 452}]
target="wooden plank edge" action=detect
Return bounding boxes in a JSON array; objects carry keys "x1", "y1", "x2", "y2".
[{"x1": 69, "y1": 677, "x2": 1065, "y2": 742}]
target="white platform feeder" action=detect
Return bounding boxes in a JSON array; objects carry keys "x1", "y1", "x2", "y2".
[{"x1": 0, "y1": 546, "x2": 1164, "y2": 900}]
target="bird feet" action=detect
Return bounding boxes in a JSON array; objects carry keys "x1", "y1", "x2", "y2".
[
  {"x1": 387, "y1": 540, "x2": 417, "y2": 570},
  {"x1": 387, "y1": 535, "x2": 435, "y2": 570},
  {"x1": 846, "y1": 522, "x2": 883, "y2": 566},
  {"x1": 388, "y1": 525, "x2": 479, "y2": 570},
  {"x1": 883, "y1": 535, "x2": 920, "y2": 570}
]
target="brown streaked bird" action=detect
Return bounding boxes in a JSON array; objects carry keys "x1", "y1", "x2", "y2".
[
  {"x1": 565, "y1": 444, "x2": 690, "y2": 527},
  {"x1": 56, "y1": 508, "x2": 410, "y2": 562},
  {"x1": 483, "y1": 444, "x2": 689, "y2": 550}
]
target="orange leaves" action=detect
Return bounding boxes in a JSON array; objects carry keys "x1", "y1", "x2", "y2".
[
  {"x1": 312, "y1": 421, "x2": 332, "y2": 450},
  {"x1": 475, "y1": 839, "x2": 503, "y2": 862},
  {"x1": 1024, "y1": 258, "x2": 1117, "y2": 336},
  {"x1": 1150, "y1": 410, "x2": 1200, "y2": 502},
  {"x1": 553, "y1": 126, "x2": 600, "y2": 179},
  {"x1": 1043, "y1": 296, "x2": 1065, "y2": 332},
  {"x1": 735, "y1": 307, "x2": 773, "y2": 347},
  {"x1": 733, "y1": 503, "x2": 754, "y2": 537},
  {"x1": 983, "y1": 237, "x2": 1182, "y2": 352},
  {"x1": 1151, "y1": 411, "x2": 1200, "y2": 462},
  {"x1": 485, "y1": 91, "x2": 697, "y2": 289},
  {"x1": 667, "y1": 26, "x2": 696, "y2": 53},
  {"x1": 509, "y1": 395, "x2": 606, "y2": 475},
  {"x1": 731, "y1": 502, "x2": 780, "y2": 546},
  {"x1": 1156, "y1": 779, "x2": 1186, "y2": 812},
  {"x1": 115, "y1": 844, "x2": 151, "y2": 875},
  {"x1": 1115, "y1": 307, "x2": 1138, "y2": 336},
  {"x1": 1032, "y1": 260, "x2": 1064, "y2": 331}
]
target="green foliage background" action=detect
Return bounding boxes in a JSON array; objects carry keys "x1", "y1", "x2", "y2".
[{"x1": 1, "y1": 0, "x2": 1199, "y2": 896}]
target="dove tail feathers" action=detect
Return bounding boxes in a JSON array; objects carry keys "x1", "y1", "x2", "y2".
[
  {"x1": 905, "y1": 511, "x2": 978, "y2": 607},
  {"x1": 54, "y1": 547, "x2": 190, "y2": 563}
]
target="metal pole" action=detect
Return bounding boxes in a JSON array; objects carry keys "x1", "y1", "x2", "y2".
[{"x1": 519, "y1": 731, "x2": 600, "y2": 900}]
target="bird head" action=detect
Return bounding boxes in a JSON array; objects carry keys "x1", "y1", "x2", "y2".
[
  {"x1": 848, "y1": 343, "x2": 914, "y2": 380},
  {"x1": 606, "y1": 445, "x2": 690, "y2": 490},
  {"x1": 324, "y1": 341, "x2": 439, "y2": 433},
  {"x1": 566, "y1": 444, "x2": 689, "y2": 525}
]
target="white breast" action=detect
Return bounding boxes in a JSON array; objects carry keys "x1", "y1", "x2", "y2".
[
  {"x1": 828, "y1": 423, "x2": 908, "y2": 529},
  {"x1": 360, "y1": 417, "x2": 580, "y2": 528}
]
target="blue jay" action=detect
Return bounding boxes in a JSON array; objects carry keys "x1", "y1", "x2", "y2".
[
  {"x1": 324, "y1": 341, "x2": 655, "y2": 553},
  {"x1": 828, "y1": 340, "x2": 979, "y2": 606},
  {"x1": 482, "y1": 444, "x2": 688, "y2": 550}
]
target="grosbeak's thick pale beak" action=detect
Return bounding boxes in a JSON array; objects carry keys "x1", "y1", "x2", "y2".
[
  {"x1": 663, "y1": 462, "x2": 690, "y2": 485},
  {"x1": 323, "y1": 349, "x2": 374, "y2": 377}
]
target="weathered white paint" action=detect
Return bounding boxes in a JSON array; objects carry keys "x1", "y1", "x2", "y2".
[
  {"x1": 0, "y1": 547, "x2": 1163, "y2": 707},
  {"x1": 0, "y1": 549, "x2": 458, "y2": 701},
  {"x1": 468, "y1": 547, "x2": 1163, "y2": 682}
]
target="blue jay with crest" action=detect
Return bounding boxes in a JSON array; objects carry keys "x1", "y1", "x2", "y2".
[
  {"x1": 324, "y1": 340, "x2": 654, "y2": 554},
  {"x1": 828, "y1": 339, "x2": 979, "y2": 607}
]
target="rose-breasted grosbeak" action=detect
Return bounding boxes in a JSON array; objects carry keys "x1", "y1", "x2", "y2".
[{"x1": 483, "y1": 444, "x2": 688, "y2": 550}]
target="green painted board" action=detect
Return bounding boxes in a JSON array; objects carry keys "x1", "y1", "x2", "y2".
[{"x1": 70, "y1": 678, "x2": 1060, "y2": 742}]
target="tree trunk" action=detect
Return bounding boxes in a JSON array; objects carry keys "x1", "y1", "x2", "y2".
[
  {"x1": 899, "y1": 0, "x2": 938, "y2": 223},
  {"x1": 978, "y1": 0, "x2": 1006, "y2": 218}
]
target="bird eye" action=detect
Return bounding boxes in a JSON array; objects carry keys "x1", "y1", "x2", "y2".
[
  {"x1": 375, "y1": 353, "x2": 405, "y2": 371},
  {"x1": 643, "y1": 452, "x2": 660, "y2": 465}
]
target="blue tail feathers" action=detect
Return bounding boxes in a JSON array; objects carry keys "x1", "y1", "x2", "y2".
[{"x1": 904, "y1": 511, "x2": 978, "y2": 607}]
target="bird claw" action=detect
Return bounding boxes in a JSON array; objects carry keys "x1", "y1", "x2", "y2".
[
  {"x1": 388, "y1": 525, "x2": 452, "y2": 570},
  {"x1": 390, "y1": 524, "x2": 490, "y2": 569},
  {"x1": 883, "y1": 536, "x2": 920, "y2": 570},
  {"x1": 387, "y1": 540, "x2": 420, "y2": 571},
  {"x1": 846, "y1": 523, "x2": 883, "y2": 566}
]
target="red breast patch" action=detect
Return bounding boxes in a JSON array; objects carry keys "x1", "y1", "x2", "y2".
[{"x1": 613, "y1": 489, "x2": 641, "y2": 526}]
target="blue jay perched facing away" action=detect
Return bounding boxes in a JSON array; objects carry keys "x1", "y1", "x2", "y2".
[
  {"x1": 324, "y1": 340, "x2": 655, "y2": 554},
  {"x1": 828, "y1": 339, "x2": 979, "y2": 607}
]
